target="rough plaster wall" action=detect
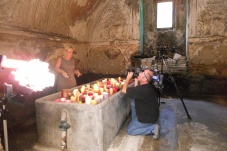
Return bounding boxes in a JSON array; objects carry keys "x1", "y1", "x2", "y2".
[
  {"x1": 87, "y1": 0, "x2": 140, "y2": 74},
  {"x1": 143, "y1": 0, "x2": 186, "y2": 56},
  {"x1": 0, "y1": 0, "x2": 69, "y2": 36},
  {"x1": 88, "y1": 42, "x2": 139, "y2": 75},
  {"x1": 90, "y1": 0, "x2": 139, "y2": 42},
  {"x1": 187, "y1": 0, "x2": 227, "y2": 95},
  {"x1": 188, "y1": 0, "x2": 227, "y2": 76},
  {"x1": 0, "y1": 0, "x2": 99, "y2": 38}
]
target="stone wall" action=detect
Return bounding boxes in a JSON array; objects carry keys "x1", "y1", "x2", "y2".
[
  {"x1": 188, "y1": 0, "x2": 227, "y2": 94},
  {"x1": 188, "y1": 0, "x2": 227, "y2": 76},
  {"x1": 143, "y1": 0, "x2": 186, "y2": 56}
]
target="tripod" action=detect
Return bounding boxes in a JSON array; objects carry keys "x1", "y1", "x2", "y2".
[
  {"x1": 155, "y1": 46, "x2": 191, "y2": 120},
  {"x1": 167, "y1": 73, "x2": 191, "y2": 119},
  {"x1": 0, "y1": 83, "x2": 11, "y2": 151},
  {"x1": 1, "y1": 97, "x2": 9, "y2": 151}
]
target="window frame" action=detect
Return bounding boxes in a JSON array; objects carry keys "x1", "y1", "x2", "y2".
[{"x1": 155, "y1": 0, "x2": 175, "y2": 32}]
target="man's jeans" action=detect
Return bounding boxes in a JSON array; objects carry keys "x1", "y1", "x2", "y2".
[{"x1": 127, "y1": 99, "x2": 156, "y2": 135}]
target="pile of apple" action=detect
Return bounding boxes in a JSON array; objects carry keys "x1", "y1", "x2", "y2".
[{"x1": 54, "y1": 77, "x2": 124, "y2": 105}]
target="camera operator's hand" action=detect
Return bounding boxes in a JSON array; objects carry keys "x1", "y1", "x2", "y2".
[
  {"x1": 127, "y1": 72, "x2": 134, "y2": 79},
  {"x1": 122, "y1": 71, "x2": 134, "y2": 94}
]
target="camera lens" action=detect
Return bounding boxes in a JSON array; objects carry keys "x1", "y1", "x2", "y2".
[{"x1": 133, "y1": 72, "x2": 139, "y2": 78}]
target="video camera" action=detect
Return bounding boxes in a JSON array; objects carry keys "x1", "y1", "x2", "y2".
[
  {"x1": 152, "y1": 70, "x2": 164, "y2": 90},
  {"x1": 125, "y1": 67, "x2": 142, "y2": 78},
  {"x1": 125, "y1": 67, "x2": 164, "y2": 90}
]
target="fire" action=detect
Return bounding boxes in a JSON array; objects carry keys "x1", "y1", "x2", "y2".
[{"x1": 1, "y1": 55, "x2": 55, "y2": 92}]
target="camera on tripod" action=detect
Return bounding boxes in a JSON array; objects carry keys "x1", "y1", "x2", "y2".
[{"x1": 152, "y1": 70, "x2": 164, "y2": 90}]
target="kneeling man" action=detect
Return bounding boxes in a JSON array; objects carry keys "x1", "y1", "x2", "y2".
[{"x1": 122, "y1": 69, "x2": 160, "y2": 139}]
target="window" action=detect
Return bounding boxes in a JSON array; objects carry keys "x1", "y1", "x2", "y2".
[{"x1": 157, "y1": 1, "x2": 173, "y2": 29}]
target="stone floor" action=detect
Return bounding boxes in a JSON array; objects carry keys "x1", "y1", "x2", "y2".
[{"x1": 4, "y1": 95, "x2": 227, "y2": 151}]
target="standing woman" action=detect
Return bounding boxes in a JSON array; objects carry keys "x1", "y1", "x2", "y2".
[{"x1": 55, "y1": 47, "x2": 82, "y2": 92}]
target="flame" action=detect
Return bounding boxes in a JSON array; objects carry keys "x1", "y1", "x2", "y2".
[{"x1": 2, "y1": 57, "x2": 55, "y2": 92}]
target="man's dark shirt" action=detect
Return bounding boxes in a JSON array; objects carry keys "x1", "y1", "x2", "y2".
[{"x1": 126, "y1": 84, "x2": 159, "y2": 123}]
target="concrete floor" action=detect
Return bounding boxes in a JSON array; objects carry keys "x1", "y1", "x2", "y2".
[
  {"x1": 5, "y1": 95, "x2": 227, "y2": 151},
  {"x1": 108, "y1": 96, "x2": 227, "y2": 151}
]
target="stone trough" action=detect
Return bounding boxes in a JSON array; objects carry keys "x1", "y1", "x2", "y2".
[{"x1": 33, "y1": 80, "x2": 131, "y2": 151}]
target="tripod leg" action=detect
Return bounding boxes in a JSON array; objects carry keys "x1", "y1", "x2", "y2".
[
  {"x1": 1, "y1": 104, "x2": 9, "y2": 151},
  {"x1": 157, "y1": 89, "x2": 160, "y2": 106},
  {"x1": 170, "y1": 75, "x2": 192, "y2": 119},
  {"x1": 0, "y1": 139, "x2": 3, "y2": 150},
  {"x1": 3, "y1": 119, "x2": 8, "y2": 151}
]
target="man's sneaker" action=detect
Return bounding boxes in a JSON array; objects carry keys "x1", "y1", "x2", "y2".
[{"x1": 153, "y1": 124, "x2": 160, "y2": 140}]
